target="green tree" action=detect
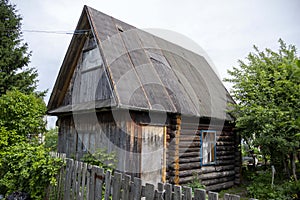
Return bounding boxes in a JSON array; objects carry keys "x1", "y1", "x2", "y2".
[
  {"x1": 44, "y1": 127, "x2": 58, "y2": 151},
  {"x1": 225, "y1": 39, "x2": 300, "y2": 180},
  {"x1": 0, "y1": 0, "x2": 39, "y2": 96},
  {"x1": 0, "y1": 90, "x2": 46, "y2": 138}
]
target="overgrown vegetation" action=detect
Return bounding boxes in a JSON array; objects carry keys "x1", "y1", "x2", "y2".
[
  {"x1": 0, "y1": 91, "x2": 63, "y2": 199},
  {"x1": 44, "y1": 127, "x2": 58, "y2": 151},
  {"x1": 225, "y1": 40, "x2": 300, "y2": 179},
  {"x1": 0, "y1": 1, "x2": 62, "y2": 199},
  {"x1": 223, "y1": 40, "x2": 300, "y2": 199}
]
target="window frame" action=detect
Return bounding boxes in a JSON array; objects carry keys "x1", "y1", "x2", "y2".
[{"x1": 200, "y1": 130, "x2": 217, "y2": 166}]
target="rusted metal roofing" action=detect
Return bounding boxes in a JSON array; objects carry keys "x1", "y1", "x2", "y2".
[{"x1": 47, "y1": 6, "x2": 234, "y2": 120}]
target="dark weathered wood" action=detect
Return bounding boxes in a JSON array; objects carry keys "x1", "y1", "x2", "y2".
[
  {"x1": 104, "y1": 171, "x2": 111, "y2": 200},
  {"x1": 112, "y1": 172, "x2": 122, "y2": 200},
  {"x1": 224, "y1": 193, "x2": 240, "y2": 200},
  {"x1": 164, "y1": 183, "x2": 172, "y2": 200},
  {"x1": 122, "y1": 174, "x2": 131, "y2": 200},
  {"x1": 133, "y1": 177, "x2": 142, "y2": 200},
  {"x1": 183, "y1": 186, "x2": 192, "y2": 200},
  {"x1": 95, "y1": 167, "x2": 104, "y2": 200},
  {"x1": 145, "y1": 183, "x2": 155, "y2": 200},
  {"x1": 208, "y1": 191, "x2": 218, "y2": 200},
  {"x1": 173, "y1": 185, "x2": 182, "y2": 200},
  {"x1": 194, "y1": 189, "x2": 206, "y2": 200}
]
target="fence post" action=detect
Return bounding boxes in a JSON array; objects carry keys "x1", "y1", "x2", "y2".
[
  {"x1": 94, "y1": 167, "x2": 104, "y2": 200},
  {"x1": 173, "y1": 185, "x2": 182, "y2": 200},
  {"x1": 224, "y1": 193, "x2": 240, "y2": 200},
  {"x1": 122, "y1": 174, "x2": 131, "y2": 200},
  {"x1": 112, "y1": 172, "x2": 122, "y2": 200},
  {"x1": 104, "y1": 170, "x2": 112, "y2": 200},
  {"x1": 194, "y1": 189, "x2": 206, "y2": 200},
  {"x1": 164, "y1": 183, "x2": 172, "y2": 200},
  {"x1": 80, "y1": 163, "x2": 88, "y2": 200},
  {"x1": 208, "y1": 191, "x2": 218, "y2": 200},
  {"x1": 132, "y1": 177, "x2": 142, "y2": 200},
  {"x1": 144, "y1": 183, "x2": 155, "y2": 200},
  {"x1": 155, "y1": 182, "x2": 164, "y2": 200},
  {"x1": 183, "y1": 186, "x2": 192, "y2": 200}
]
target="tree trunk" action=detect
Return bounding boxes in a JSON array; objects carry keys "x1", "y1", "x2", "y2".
[
  {"x1": 291, "y1": 152, "x2": 297, "y2": 181},
  {"x1": 283, "y1": 155, "x2": 290, "y2": 178}
]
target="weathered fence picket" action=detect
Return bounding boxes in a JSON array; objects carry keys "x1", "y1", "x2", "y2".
[{"x1": 48, "y1": 154, "x2": 257, "y2": 200}]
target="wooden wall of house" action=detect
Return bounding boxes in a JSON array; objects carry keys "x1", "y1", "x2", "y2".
[
  {"x1": 57, "y1": 111, "x2": 240, "y2": 191},
  {"x1": 166, "y1": 115, "x2": 240, "y2": 191}
]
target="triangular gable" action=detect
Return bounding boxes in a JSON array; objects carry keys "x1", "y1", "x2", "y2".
[{"x1": 48, "y1": 6, "x2": 234, "y2": 120}]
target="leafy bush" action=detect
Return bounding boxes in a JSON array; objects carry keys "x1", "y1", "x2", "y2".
[
  {"x1": 44, "y1": 127, "x2": 58, "y2": 151},
  {"x1": 0, "y1": 90, "x2": 46, "y2": 138},
  {"x1": 246, "y1": 171, "x2": 300, "y2": 199},
  {"x1": 81, "y1": 148, "x2": 116, "y2": 172},
  {"x1": 0, "y1": 141, "x2": 63, "y2": 199}
]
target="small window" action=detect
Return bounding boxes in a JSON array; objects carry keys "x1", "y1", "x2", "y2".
[{"x1": 200, "y1": 130, "x2": 216, "y2": 165}]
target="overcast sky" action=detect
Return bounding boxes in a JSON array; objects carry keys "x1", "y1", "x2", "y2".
[{"x1": 9, "y1": 0, "x2": 300, "y2": 127}]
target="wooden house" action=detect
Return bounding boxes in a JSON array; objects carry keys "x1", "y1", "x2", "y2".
[{"x1": 47, "y1": 6, "x2": 241, "y2": 190}]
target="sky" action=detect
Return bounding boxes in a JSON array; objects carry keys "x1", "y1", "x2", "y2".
[{"x1": 9, "y1": 0, "x2": 300, "y2": 128}]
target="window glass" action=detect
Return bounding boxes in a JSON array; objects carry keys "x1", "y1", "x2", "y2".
[{"x1": 201, "y1": 130, "x2": 216, "y2": 165}]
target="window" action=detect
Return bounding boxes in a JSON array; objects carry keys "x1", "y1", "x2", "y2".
[{"x1": 200, "y1": 130, "x2": 216, "y2": 165}]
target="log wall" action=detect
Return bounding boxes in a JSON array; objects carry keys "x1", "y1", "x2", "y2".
[
  {"x1": 166, "y1": 115, "x2": 240, "y2": 191},
  {"x1": 57, "y1": 111, "x2": 240, "y2": 191}
]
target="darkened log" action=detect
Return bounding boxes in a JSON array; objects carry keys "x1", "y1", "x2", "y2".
[
  {"x1": 201, "y1": 170, "x2": 235, "y2": 180},
  {"x1": 216, "y1": 146, "x2": 234, "y2": 151},
  {"x1": 201, "y1": 176, "x2": 235, "y2": 186},
  {"x1": 217, "y1": 160, "x2": 235, "y2": 165},
  {"x1": 169, "y1": 162, "x2": 200, "y2": 170},
  {"x1": 205, "y1": 181, "x2": 235, "y2": 191},
  {"x1": 179, "y1": 157, "x2": 201, "y2": 164},
  {"x1": 216, "y1": 151, "x2": 233, "y2": 156},
  {"x1": 217, "y1": 155, "x2": 235, "y2": 160},
  {"x1": 216, "y1": 141, "x2": 235, "y2": 146},
  {"x1": 201, "y1": 165, "x2": 235, "y2": 174},
  {"x1": 179, "y1": 136, "x2": 200, "y2": 141}
]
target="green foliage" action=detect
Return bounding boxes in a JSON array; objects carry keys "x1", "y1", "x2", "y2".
[
  {"x1": 0, "y1": 141, "x2": 63, "y2": 199},
  {"x1": 0, "y1": 90, "x2": 46, "y2": 138},
  {"x1": 44, "y1": 127, "x2": 58, "y2": 151},
  {"x1": 0, "y1": 0, "x2": 42, "y2": 96},
  {"x1": 246, "y1": 171, "x2": 300, "y2": 199},
  {"x1": 225, "y1": 39, "x2": 300, "y2": 175},
  {"x1": 81, "y1": 148, "x2": 117, "y2": 172}
]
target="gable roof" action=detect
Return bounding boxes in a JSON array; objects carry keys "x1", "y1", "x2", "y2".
[{"x1": 47, "y1": 6, "x2": 234, "y2": 120}]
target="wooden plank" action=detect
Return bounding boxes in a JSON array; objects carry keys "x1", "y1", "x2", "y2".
[
  {"x1": 112, "y1": 172, "x2": 122, "y2": 200},
  {"x1": 64, "y1": 159, "x2": 73, "y2": 200},
  {"x1": 183, "y1": 186, "x2": 192, "y2": 200},
  {"x1": 95, "y1": 167, "x2": 104, "y2": 200},
  {"x1": 194, "y1": 189, "x2": 206, "y2": 200},
  {"x1": 133, "y1": 177, "x2": 142, "y2": 200},
  {"x1": 164, "y1": 183, "x2": 172, "y2": 200},
  {"x1": 76, "y1": 162, "x2": 83, "y2": 200},
  {"x1": 144, "y1": 183, "x2": 155, "y2": 200},
  {"x1": 224, "y1": 193, "x2": 240, "y2": 200},
  {"x1": 80, "y1": 163, "x2": 88, "y2": 200},
  {"x1": 208, "y1": 191, "x2": 218, "y2": 200},
  {"x1": 104, "y1": 171, "x2": 112, "y2": 200},
  {"x1": 156, "y1": 182, "x2": 164, "y2": 200},
  {"x1": 71, "y1": 161, "x2": 78, "y2": 199},
  {"x1": 122, "y1": 174, "x2": 131, "y2": 200},
  {"x1": 86, "y1": 165, "x2": 92, "y2": 200},
  {"x1": 173, "y1": 185, "x2": 182, "y2": 200},
  {"x1": 89, "y1": 166, "x2": 96, "y2": 200}
]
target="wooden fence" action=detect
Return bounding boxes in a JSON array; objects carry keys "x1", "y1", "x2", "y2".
[{"x1": 47, "y1": 153, "x2": 257, "y2": 200}]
